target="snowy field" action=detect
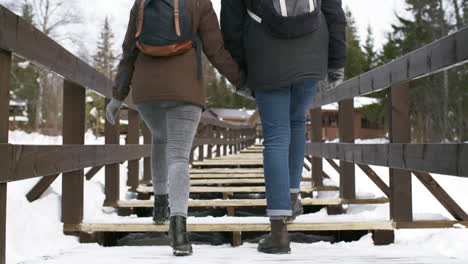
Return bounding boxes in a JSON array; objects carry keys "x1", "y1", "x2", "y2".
[{"x1": 5, "y1": 130, "x2": 468, "y2": 263}]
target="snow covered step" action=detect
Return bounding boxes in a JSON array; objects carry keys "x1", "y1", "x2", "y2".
[
  {"x1": 64, "y1": 220, "x2": 468, "y2": 233},
  {"x1": 133, "y1": 185, "x2": 338, "y2": 194},
  {"x1": 104, "y1": 197, "x2": 389, "y2": 208}
]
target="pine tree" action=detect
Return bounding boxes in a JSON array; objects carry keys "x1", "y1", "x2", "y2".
[
  {"x1": 10, "y1": 1, "x2": 40, "y2": 131},
  {"x1": 362, "y1": 25, "x2": 377, "y2": 73},
  {"x1": 344, "y1": 9, "x2": 367, "y2": 79},
  {"x1": 87, "y1": 17, "x2": 118, "y2": 135}
]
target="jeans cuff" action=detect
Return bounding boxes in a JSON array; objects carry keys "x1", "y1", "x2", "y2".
[
  {"x1": 267, "y1": 209, "x2": 292, "y2": 217},
  {"x1": 290, "y1": 188, "x2": 300, "y2": 193}
]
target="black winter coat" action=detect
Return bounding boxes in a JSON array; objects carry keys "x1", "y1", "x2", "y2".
[{"x1": 220, "y1": 0, "x2": 347, "y2": 90}]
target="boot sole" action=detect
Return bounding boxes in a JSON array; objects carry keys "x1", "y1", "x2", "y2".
[
  {"x1": 173, "y1": 246, "x2": 193, "y2": 256},
  {"x1": 258, "y1": 247, "x2": 291, "y2": 254}
]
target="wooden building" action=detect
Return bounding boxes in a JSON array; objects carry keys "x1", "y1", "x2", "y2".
[
  {"x1": 8, "y1": 100, "x2": 28, "y2": 130},
  {"x1": 248, "y1": 97, "x2": 385, "y2": 141}
]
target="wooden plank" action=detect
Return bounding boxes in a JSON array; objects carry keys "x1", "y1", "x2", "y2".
[
  {"x1": 357, "y1": 164, "x2": 391, "y2": 197},
  {"x1": 0, "y1": 49, "x2": 10, "y2": 264},
  {"x1": 105, "y1": 98, "x2": 120, "y2": 204},
  {"x1": 190, "y1": 174, "x2": 264, "y2": 179},
  {"x1": 309, "y1": 27, "x2": 468, "y2": 108},
  {"x1": 105, "y1": 197, "x2": 389, "y2": 208},
  {"x1": 126, "y1": 109, "x2": 140, "y2": 189},
  {"x1": 85, "y1": 166, "x2": 104, "y2": 181},
  {"x1": 413, "y1": 171, "x2": 468, "y2": 221},
  {"x1": 64, "y1": 221, "x2": 397, "y2": 233},
  {"x1": 326, "y1": 158, "x2": 340, "y2": 173},
  {"x1": 190, "y1": 179, "x2": 265, "y2": 185},
  {"x1": 306, "y1": 143, "x2": 468, "y2": 178},
  {"x1": 190, "y1": 169, "x2": 264, "y2": 174},
  {"x1": 395, "y1": 221, "x2": 468, "y2": 229},
  {"x1": 389, "y1": 82, "x2": 412, "y2": 222},
  {"x1": 26, "y1": 174, "x2": 60, "y2": 202},
  {"x1": 192, "y1": 160, "x2": 264, "y2": 166},
  {"x1": 62, "y1": 80, "x2": 85, "y2": 225},
  {"x1": 310, "y1": 108, "x2": 324, "y2": 187},
  {"x1": 338, "y1": 99, "x2": 355, "y2": 200},
  {"x1": 135, "y1": 185, "x2": 338, "y2": 194},
  {"x1": 2, "y1": 144, "x2": 150, "y2": 183}
]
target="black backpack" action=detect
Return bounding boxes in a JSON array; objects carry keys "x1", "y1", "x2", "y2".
[
  {"x1": 135, "y1": 0, "x2": 202, "y2": 77},
  {"x1": 248, "y1": 0, "x2": 322, "y2": 39}
]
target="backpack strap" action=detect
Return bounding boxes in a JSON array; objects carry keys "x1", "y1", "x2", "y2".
[
  {"x1": 174, "y1": 0, "x2": 181, "y2": 36},
  {"x1": 247, "y1": 9, "x2": 262, "y2": 23},
  {"x1": 135, "y1": 0, "x2": 146, "y2": 38}
]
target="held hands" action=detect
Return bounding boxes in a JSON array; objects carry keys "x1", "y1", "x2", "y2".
[
  {"x1": 106, "y1": 98, "x2": 123, "y2": 125},
  {"x1": 327, "y1": 68, "x2": 345, "y2": 90}
]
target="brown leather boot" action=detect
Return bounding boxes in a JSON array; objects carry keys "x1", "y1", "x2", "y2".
[
  {"x1": 287, "y1": 193, "x2": 304, "y2": 223},
  {"x1": 257, "y1": 219, "x2": 291, "y2": 254}
]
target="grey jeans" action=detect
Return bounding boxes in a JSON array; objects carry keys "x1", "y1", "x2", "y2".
[{"x1": 136, "y1": 101, "x2": 202, "y2": 217}]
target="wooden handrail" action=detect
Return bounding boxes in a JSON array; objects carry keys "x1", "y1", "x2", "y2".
[{"x1": 309, "y1": 26, "x2": 468, "y2": 109}]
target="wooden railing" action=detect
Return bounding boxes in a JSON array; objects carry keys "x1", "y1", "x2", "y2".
[
  {"x1": 0, "y1": 5, "x2": 255, "y2": 264},
  {"x1": 306, "y1": 26, "x2": 468, "y2": 240}
]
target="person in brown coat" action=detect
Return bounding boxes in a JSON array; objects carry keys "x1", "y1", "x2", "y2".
[{"x1": 106, "y1": 0, "x2": 245, "y2": 256}]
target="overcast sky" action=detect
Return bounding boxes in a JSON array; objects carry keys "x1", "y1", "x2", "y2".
[{"x1": 1, "y1": 0, "x2": 408, "y2": 58}]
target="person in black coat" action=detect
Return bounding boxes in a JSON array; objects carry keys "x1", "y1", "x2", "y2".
[{"x1": 221, "y1": 0, "x2": 347, "y2": 254}]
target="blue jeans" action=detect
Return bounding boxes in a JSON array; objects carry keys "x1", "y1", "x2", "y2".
[{"x1": 255, "y1": 79, "x2": 318, "y2": 217}]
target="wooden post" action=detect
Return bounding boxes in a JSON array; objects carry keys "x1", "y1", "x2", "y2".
[
  {"x1": 389, "y1": 82, "x2": 412, "y2": 222},
  {"x1": 198, "y1": 125, "x2": 205, "y2": 162},
  {"x1": 310, "y1": 108, "x2": 323, "y2": 188},
  {"x1": 0, "y1": 49, "x2": 11, "y2": 264},
  {"x1": 223, "y1": 128, "x2": 228, "y2": 156},
  {"x1": 230, "y1": 129, "x2": 235, "y2": 155},
  {"x1": 207, "y1": 126, "x2": 213, "y2": 159},
  {"x1": 142, "y1": 123, "x2": 152, "y2": 183},
  {"x1": 105, "y1": 98, "x2": 120, "y2": 204},
  {"x1": 216, "y1": 128, "x2": 222, "y2": 157},
  {"x1": 62, "y1": 80, "x2": 86, "y2": 225},
  {"x1": 127, "y1": 109, "x2": 140, "y2": 190},
  {"x1": 338, "y1": 99, "x2": 355, "y2": 199}
]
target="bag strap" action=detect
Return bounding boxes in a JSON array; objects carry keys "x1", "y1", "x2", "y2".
[
  {"x1": 174, "y1": 0, "x2": 181, "y2": 37},
  {"x1": 247, "y1": 9, "x2": 262, "y2": 23},
  {"x1": 135, "y1": 0, "x2": 146, "y2": 38}
]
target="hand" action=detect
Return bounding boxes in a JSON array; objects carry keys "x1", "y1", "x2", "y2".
[
  {"x1": 106, "y1": 98, "x2": 123, "y2": 125},
  {"x1": 235, "y1": 85, "x2": 255, "y2": 101},
  {"x1": 327, "y1": 68, "x2": 345, "y2": 90}
]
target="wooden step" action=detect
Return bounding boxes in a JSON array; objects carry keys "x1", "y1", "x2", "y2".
[
  {"x1": 140, "y1": 177, "x2": 312, "y2": 185},
  {"x1": 190, "y1": 169, "x2": 264, "y2": 174},
  {"x1": 64, "y1": 220, "x2": 468, "y2": 233},
  {"x1": 133, "y1": 185, "x2": 339, "y2": 194},
  {"x1": 190, "y1": 178, "x2": 265, "y2": 185},
  {"x1": 104, "y1": 197, "x2": 390, "y2": 208},
  {"x1": 192, "y1": 160, "x2": 263, "y2": 167},
  {"x1": 189, "y1": 173, "x2": 264, "y2": 179},
  {"x1": 240, "y1": 150, "x2": 263, "y2": 154}
]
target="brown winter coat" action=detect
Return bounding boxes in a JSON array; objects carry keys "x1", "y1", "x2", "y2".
[{"x1": 112, "y1": 0, "x2": 246, "y2": 108}]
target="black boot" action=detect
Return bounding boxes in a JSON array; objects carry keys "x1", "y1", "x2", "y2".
[
  {"x1": 153, "y1": 194, "x2": 169, "y2": 225},
  {"x1": 287, "y1": 193, "x2": 304, "y2": 223},
  {"x1": 257, "y1": 219, "x2": 291, "y2": 254},
  {"x1": 169, "y1": 216, "x2": 193, "y2": 256}
]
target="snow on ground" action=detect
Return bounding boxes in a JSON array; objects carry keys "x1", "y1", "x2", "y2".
[
  {"x1": 5, "y1": 131, "x2": 468, "y2": 263},
  {"x1": 19, "y1": 240, "x2": 467, "y2": 264}
]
